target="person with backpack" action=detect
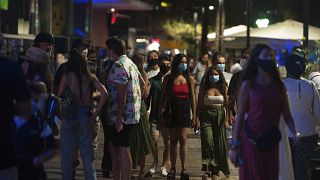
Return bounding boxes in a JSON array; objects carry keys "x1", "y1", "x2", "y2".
[{"x1": 58, "y1": 50, "x2": 107, "y2": 180}]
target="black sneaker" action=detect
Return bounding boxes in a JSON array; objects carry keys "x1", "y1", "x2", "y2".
[
  {"x1": 180, "y1": 169, "x2": 189, "y2": 180},
  {"x1": 167, "y1": 169, "x2": 176, "y2": 180}
]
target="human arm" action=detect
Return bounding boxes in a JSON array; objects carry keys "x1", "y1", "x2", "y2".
[
  {"x1": 196, "y1": 79, "x2": 205, "y2": 129},
  {"x1": 190, "y1": 76, "x2": 197, "y2": 129},
  {"x1": 311, "y1": 82, "x2": 320, "y2": 121},
  {"x1": 57, "y1": 73, "x2": 67, "y2": 97},
  {"x1": 281, "y1": 86, "x2": 297, "y2": 139},
  {"x1": 229, "y1": 81, "x2": 250, "y2": 165},
  {"x1": 227, "y1": 74, "x2": 237, "y2": 125},
  {"x1": 116, "y1": 83, "x2": 127, "y2": 132},
  {"x1": 158, "y1": 75, "x2": 169, "y2": 127},
  {"x1": 90, "y1": 76, "x2": 108, "y2": 121}
]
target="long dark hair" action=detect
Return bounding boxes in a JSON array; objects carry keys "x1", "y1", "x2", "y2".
[
  {"x1": 131, "y1": 52, "x2": 147, "y2": 76},
  {"x1": 167, "y1": 53, "x2": 193, "y2": 103},
  {"x1": 203, "y1": 66, "x2": 227, "y2": 100},
  {"x1": 66, "y1": 49, "x2": 91, "y2": 96},
  {"x1": 242, "y1": 44, "x2": 285, "y2": 93}
]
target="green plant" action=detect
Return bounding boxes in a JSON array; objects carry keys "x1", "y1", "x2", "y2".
[{"x1": 303, "y1": 40, "x2": 320, "y2": 78}]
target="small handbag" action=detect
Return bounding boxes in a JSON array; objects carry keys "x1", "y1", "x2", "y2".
[
  {"x1": 245, "y1": 120, "x2": 282, "y2": 150},
  {"x1": 60, "y1": 86, "x2": 78, "y2": 120}
]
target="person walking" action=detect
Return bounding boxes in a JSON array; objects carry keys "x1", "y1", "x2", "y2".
[
  {"x1": 105, "y1": 37, "x2": 143, "y2": 180},
  {"x1": 130, "y1": 52, "x2": 154, "y2": 178},
  {"x1": 145, "y1": 54, "x2": 171, "y2": 177},
  {"x1": 191, "y1": 53, "x2": 210, "y2": 102},
  {"x1": 58, "y1": 50, "x2": 107, "y2": 180},
  {"x1": 284, "y1": 54, "x2": 320, "y2": 180},
  {"x1": 229, "y1": 44, "x2": 296, "y2": 180},
  {"x1": 197, "y1": 66, "x2": 230, "y2": 178},
  {"x1": 159, "y1": 53, "x2": 196, "y2": 179}
]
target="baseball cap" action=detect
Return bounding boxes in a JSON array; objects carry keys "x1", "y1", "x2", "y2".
[
  {"x1": 72, "y1": 38, "x2": 90, "y2": 49},
  {"x1": 34, "y1": 32, "x2": 54, "y2": 44}
]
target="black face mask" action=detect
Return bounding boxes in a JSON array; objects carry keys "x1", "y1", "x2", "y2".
[
  {"x1": 160, "y1": 64, "x2": 170, "y2": 74},
  {"x1": 148, "y1": 58, "x2": 159, "y2": 67},
  {"x1": 257, "y1": 59, "x2": 275, "y2": 73}
]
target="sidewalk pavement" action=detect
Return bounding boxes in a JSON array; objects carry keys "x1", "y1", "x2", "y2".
[{"x1": 45, "y1": 129, "x2": 239, "y2": 179}]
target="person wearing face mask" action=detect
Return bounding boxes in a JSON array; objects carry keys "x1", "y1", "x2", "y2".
[
  {"x1": 145, "y1": 54, "x2": 171, "y2": 177},
  {"x1": 229, "y1": 44, "x2": 296, "y2": 180},
  {"x1": 146, "y1": 50, "x2": 160, "y2": 79},
  {"x1": 211, "y1": 52, "x2": 232, "y2": 85},
  {"x1": 191, "y1": 53, "x2": 211, "y2": 102},
  {"x1": 196, "y1": 66, "x2": 230, "y2": 179},
  {"x1": 283, "y1": 54, "x2": 320, "y2": 180},
  {"x1": 159, "y1": 53, "x2": 196, "y2": 179},
  {"x1": 227, "y1": 48, "x2": 250, "y2": 131}
]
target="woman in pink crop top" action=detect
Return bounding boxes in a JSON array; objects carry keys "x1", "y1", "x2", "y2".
[{"x1": 159, "y1": 53, "x2": 196, "y2": 179}]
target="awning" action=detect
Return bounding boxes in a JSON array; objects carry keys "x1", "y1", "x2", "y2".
[{"x1": 92, "y1": 0, "x2": 152, "y2": 11}]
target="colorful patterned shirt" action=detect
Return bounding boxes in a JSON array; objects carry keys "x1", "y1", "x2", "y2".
[{"x1": 107, "y1": 55, "x2": 141, "y2": 124}]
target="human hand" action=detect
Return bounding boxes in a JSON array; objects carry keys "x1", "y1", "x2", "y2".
[
  {"x1": 33, "y1": 155, "x2": 44, "y2": 167},
  {"x1": 89, "y1": 111, "x2": 99, "y2": 122},
  {"x1": 228, "y1": 114, "x2": 235, "y2": 125},
  {"x1": 116, "y1": 117, "x2": 124, "y2": 132},
  {"x1": 229, "y1": 149, "x2": 241, "y2": 167}
]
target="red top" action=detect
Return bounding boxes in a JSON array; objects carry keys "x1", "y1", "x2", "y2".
[{"x1": 172, "y1": 83, "x2": 189, "y2": 98}]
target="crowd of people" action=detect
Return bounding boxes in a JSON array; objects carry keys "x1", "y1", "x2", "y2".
[{"x1": 0, "y1": 32, "x2": 320, "y2": 180}]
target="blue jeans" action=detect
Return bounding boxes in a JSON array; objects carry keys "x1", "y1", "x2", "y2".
[{"x1": 60, "y1": 106, "x2": 97, "y2": 180}]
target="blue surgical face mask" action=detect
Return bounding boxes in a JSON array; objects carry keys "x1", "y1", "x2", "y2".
[
  {"x1": 143, "y1": 63, "x2": 148, "y2": 71},
  {"x1": 209, "y1": 75, "x2": 220, "y2": 84},
  {"x1": 217, "y1": 63, "x2": 225, "y2": 72},
  {"x1": 178, "y1": 63, "x2": 187, "y2": 73}
]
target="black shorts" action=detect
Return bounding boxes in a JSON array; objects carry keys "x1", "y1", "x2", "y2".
[{"x1": 110, "y1": 124, "x2": 135, "y2": 147}]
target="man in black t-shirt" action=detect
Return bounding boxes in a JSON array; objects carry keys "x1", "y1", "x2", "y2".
[{"x1": 0, "y1": 57, "x2": 31, "y2": 179}]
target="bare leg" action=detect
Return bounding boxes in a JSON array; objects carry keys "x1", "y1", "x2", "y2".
[
  {"x1": 109, "y1": 143, "x2": 121, "y2": 180},
  {"x1": 151, "y1": 134, "x2": 159, "y2": 164},
  {"x1": 139, "y1": 155, "x2": 146, "y2": 176},
  {"x1": 161, "y1": 127, "x2": 171, "y2": 167},
  {"x1": 179, "y1": 128, "x2": 189, "y2": 170},
  {"x1": 169, "y1": 128, "x2": 179, "y2": 170},
  {"x1": 119, "y1": 147, "x2": 132, "y2": 180}
]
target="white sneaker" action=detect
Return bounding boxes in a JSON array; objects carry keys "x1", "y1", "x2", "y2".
[
  {"x1": 148, "y1": 161, "x2": 157, "y2": 174},
  {"x1": 160, "y1": 167, "x2": 168, "y2": 176}
]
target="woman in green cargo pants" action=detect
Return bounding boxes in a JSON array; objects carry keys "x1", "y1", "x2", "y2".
[{"x1": 196, "y1": 66, "x2": 230, "y2": 179}]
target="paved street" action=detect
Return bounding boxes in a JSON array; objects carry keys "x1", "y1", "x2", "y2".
[{"x1": 45, "y1": 129, "x2": 239, "y2": 180}]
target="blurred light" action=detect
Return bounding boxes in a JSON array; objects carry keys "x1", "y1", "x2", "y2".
[
  {"x1": 160, "y1": 2, "x2": 169, "y2": 8},
  {"x1": 209, "y1": 6, "x2": 214, "y2": 10},
  {"x1": 74, "y1": 28, "x2": 86, "y2": 38},
  {"x1": 147, "y1": 41, "x2": 160, "y2": 51},
  {"x1": 256, "y1": 18, "x2": 269, "y2": 28},
  {"x1": 173, "y1": 49, "x2": 179, "y2": 55},
  {"x1": 136, "y1": 38, "x2": 149, "y2": 43},
  {"x1": 111, "y1": 13, "x2": 117, "y2": 24},
  {"x1": 152, "y1": 38, "x2": 160, "y2": 43},
  {"x1": 110, "y1": 8, "x2": 115, "y2": 12}
]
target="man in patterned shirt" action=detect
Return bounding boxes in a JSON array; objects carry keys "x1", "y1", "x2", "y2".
[{"x1": 105, "y1": 37, "x2": 143, "y2": 180}]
